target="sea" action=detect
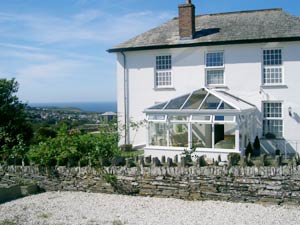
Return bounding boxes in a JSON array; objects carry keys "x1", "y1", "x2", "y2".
[{"x1": 29, "y1": 102, "x2": 117, "y2": 113}]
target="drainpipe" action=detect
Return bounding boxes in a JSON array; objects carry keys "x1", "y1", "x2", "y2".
[{"x1": 121, "y1": 52, "x2": 130, "y2": 145}]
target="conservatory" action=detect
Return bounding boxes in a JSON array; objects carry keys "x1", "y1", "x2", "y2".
[{"x1": 144, "y1": 88, "x2": 257, "y2": 158}]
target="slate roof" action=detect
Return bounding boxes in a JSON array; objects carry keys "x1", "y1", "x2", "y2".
[
  {"x1": 108, "y1": 8, "x2": 300, "y2": 52},
  {"x1": 144, "y1": 88, "x2": 255, "y2": 115}
]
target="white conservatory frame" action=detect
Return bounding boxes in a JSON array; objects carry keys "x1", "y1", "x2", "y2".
[{"x1": 144, "y1": 88, "x2": 257, "y2": 156}]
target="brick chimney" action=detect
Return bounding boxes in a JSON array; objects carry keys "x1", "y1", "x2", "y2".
[{"x1": 178, "y1": 0, "x2": 196, "y2": 40}]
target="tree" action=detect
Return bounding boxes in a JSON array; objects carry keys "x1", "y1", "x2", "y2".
[{"x1": 0, "y1": 78, "x2": 33, "y2": 162}]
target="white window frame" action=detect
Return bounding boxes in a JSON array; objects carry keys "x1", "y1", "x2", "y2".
[
  {"x1": 155, "y1": 55, "x2": 172, "y2": 88},
  {"x1": 205, "y1": 51, "x2": 225, "y2": 87},
  {"x1": 262, "y1": 48, "x2": 284, "y2": 86},
  {"x1": 147, "y1": 114, "x2": 167, "y2": 122},
  {"x1": 190, "y1": 115, "x2": 212, "y2": 123},
  {"x1": 262, "y1": 101, "x2": 283, "y2": 138},
  {"x1": 213, "y1": 115, "x2": 236, "y2": 124}
]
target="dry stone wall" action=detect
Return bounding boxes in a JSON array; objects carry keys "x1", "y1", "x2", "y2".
[{"x1": 1, "y1": 164, "x2": 300, "y2": 205}]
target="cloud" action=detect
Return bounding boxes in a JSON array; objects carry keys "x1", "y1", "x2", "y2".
[
  {"x1": 1, "y1": 50, "x2": 55, "y2": 62},
  {"x1": 0, "y1": 5, "x2": 174, "y2": 102},
  {"x1": 14, "y1": 58, "x2": 116, "y2": 103},
  {"x1": 0, "y1": 9, "x2": 174, "y2": 46},
  {"x1": 0, "y1": 43, "x2": 43, "y2": 51},
  {"x1": 17, "y1": 60, "x2": 80, "y2": 80}
]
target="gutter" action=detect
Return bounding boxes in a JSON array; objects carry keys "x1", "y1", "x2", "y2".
[
  {"x1": 121, "y1": 52, "x2": 130, "y2": 145},
  {"x1": 107, "y1": 36, "x2": 300, "y2": 53}
]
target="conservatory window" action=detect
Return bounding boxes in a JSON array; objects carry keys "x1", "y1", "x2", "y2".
[
  {"x1": 214, "y1": 115, "x2": 235, "y2": 123},
  {"x1": 218, "y1": 101, "x2": 235, "y2": 110},
  {"x1": 192, "y1": 123, "x2": 212, "y2": 148},
  {"x1": 155, "y1": 55, "x2": 172, "y2": 88},
  {"x1": 191, "y1": 115, "x2": 212, "y2": 122},
  {"x1": 200, "y1": 94, "x2": 220, "y2": 109},
  {"x1": 214, "y1": 123, "x2": 236, "y2": 149},
  {"x1": 148, "y1": 114, "x2": 166, "y2": 121},
  {"x1": 149, "y1": 122, "x2": 167, "y2": 146},
  {"x1": 169, "y1": 123, "x2": 189, "y2": 147},
  {"x1": 263, "y1": 49, "x2": 283, "y2": 85},
  {"x1": 165, "y1": 94, "x2": 190, "y2": 109},
  {"x1": 148, "y1": 102, "x2": 168, "y2": 110},
  {"x1": 145, "y1": 88, "x2": 257, "y2": 150},
  {"x1": 169, "y1": 115, "x2": 189, "y2": 121},
  {"x1": 205, "y1": 51, "x2": 225, "y2": 86},
  {"x1": 182, "y1": 89, "x2": 207, "y2": 109}
]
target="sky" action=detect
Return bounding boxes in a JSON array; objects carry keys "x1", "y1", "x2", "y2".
[{"x1": 0, "y1": 0, "x2": 300, "y2": 103}]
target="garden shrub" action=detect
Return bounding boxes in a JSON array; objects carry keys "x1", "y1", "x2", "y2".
[
  {"x1": 120, "y1": 144, "x2": 133, "y2": 152},
  {"x1": 228, "y1": 153, "x2": 241, "y2": 166},
  {"x1": 27, "y1": 124, "x2": 119, "y2": 167},
  {"x1": 198, "y1": 155, "x2": 207, "y2": 167},
  {"x1": 275, "y1": 149, "x2": 281, "y2": 156},
  {"x1": 245, "y1": 142, "x2": 253, "y2": 157},
  {"x1": 293, "y1": 154, "x2": 300, "y2": 166},
  {"x1": 253, "y1": 136, "x2": 261, "y2": 157},
  {"x1": 275, "y1": 155, "x2": 282, "y2": 167}
]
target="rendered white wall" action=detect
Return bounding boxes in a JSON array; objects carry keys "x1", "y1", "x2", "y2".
[{"x1": 115, "y1": 41, "x2": 300, "y2": 151}]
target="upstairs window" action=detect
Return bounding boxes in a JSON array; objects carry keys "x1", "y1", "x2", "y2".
[
  {"x1": 263, "y1": 102, "x2": 283, "y2": 138},
  {"x1": 155, "y1": 55, "x2": 172, "y2": 88},
  {"x1": 263, "y1": 49, "x2": 283, "y2": 85},
  {"x1": 205, "y1": 52, "x2": 224, "y2": 86}
]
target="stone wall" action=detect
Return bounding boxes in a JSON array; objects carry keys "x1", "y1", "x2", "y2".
[{"x1": 1, "y1": 164, "x2": 300, "y2": 205}]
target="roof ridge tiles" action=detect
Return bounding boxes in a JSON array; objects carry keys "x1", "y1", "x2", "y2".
[
  {"x1": 196, "y1": 8, "x2": 283, "y2": 17},
  {"x1": 171, "y1": 8, "x2": 283, "y2": 20}
]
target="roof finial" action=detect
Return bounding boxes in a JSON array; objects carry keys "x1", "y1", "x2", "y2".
[{"x1": 187, "y1": 0, "x2": 192, "y2": 4}]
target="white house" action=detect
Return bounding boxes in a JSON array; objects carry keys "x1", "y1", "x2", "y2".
[{"x1": 108, "y1": 0, "x2": 300, "y2": 160}]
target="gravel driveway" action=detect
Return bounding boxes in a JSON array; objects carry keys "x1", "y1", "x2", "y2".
[{"x1": 0, "y1": 192, "x2": 300, "y2": 225}]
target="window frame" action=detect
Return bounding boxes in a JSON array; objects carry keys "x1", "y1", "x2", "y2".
[
  {"x1": 262, "y1": 101, "x2": 284, "y2": 138},
  {"x1": 262, "y1": 48, "x2": 284, "y2": 86},
  {"x1": 155, "y1": 54, "x2": 173, "y2": 88},
  {"x1": 205, "y1": 51, "x2": 225, "y2": 87}
]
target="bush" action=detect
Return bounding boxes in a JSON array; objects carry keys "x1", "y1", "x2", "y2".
[
  {"x1": 254, "y1": 154, "x2": 271, "y2": 167},
  {"x1": 293, "y1": 154, "x2": 300, "y2": 166},
  {"x1": 228, "y1": 153, "x2": 241, "y2": 166},
  {"x1": 275, "y1": 149, "x2": 281, "y2": 156},
  {"x1": 27, "y1": 124, "x2": 119, "y2": 167},
  {"x1": 253, "y1": 136, "x2": 261, "y2": 157},
  {"x1": 120, "y1": 144, "x2": 133, "y2": 152},
  {"x1": 197, "y1": 155, "x2": 207, "y2": 167},
  {"x1": 32, "y1": 127, "x2": 57, "y2": 144},
  {"x1": 245, "y1": 142, "x2": 253, "y2": 157}
]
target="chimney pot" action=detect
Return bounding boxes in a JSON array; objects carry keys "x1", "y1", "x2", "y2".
[{"x1": 187, "y1": 0, "x2": 191, "y2": 4}]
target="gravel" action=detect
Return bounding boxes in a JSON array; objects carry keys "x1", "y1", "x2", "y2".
[{"x1": 1, "y1": 192, "x2": 300, "y2": 225}]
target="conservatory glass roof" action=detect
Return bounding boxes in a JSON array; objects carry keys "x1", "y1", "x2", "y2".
[{"x1": 145, "y1": 88, "x2": 255, "y2": 113}]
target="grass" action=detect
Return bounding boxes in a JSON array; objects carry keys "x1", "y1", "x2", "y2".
[
  {"x1": 112, "y1": 220, "x2": 123, "y2": 225},
  {"x1": 38, "y1": 213, "x2": 50, "y2": 219},
  {"x1": 120, "y1": 150, "x2": 144, "y2": 158},
  {"x1": 0, "y1": 220, "x2": 19, "y2": 225}
]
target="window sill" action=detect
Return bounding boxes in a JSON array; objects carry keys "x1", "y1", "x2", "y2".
[
  {"x1": 260, "y1": 137, "x2": 284, "y2": 141},
  {"x1": 153, "y1": 87, "x2": 176, "y2": 91},
  {"x1": 206, "y1": 85, "x2": 229, "y2": 90},
  {"x1": 260, "y1": 84, "x2": 288, "y2": 89}
]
